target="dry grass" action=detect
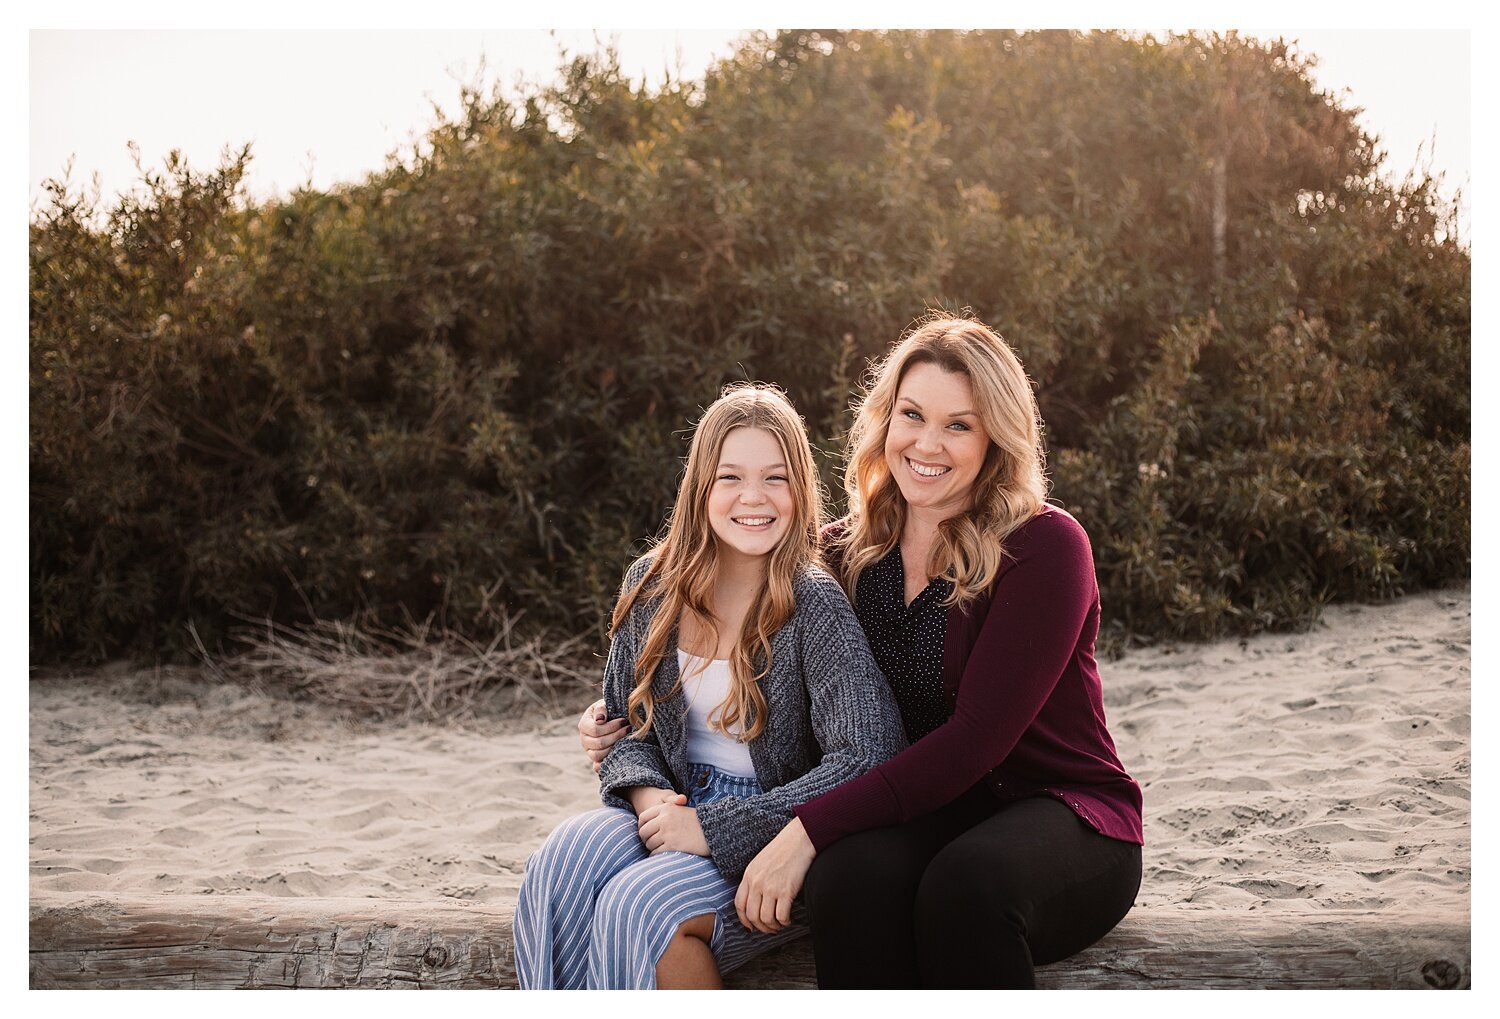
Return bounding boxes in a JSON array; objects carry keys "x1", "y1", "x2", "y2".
[{"x1": 192, "y1": 610, "x2": 598, "y2": 724}]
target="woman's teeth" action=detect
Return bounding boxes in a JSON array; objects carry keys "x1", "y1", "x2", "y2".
[{"x1": 907, "y1": 458, "x2": 950, "y2": 478}]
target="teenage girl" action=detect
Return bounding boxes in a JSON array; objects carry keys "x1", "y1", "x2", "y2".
[{"x1": 513, "y1": 383, "x2": 905, "y2": 989}]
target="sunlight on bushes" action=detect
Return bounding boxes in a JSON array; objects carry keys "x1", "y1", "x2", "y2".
[{"x1": 31, "y1": 30, "x2": 1469, "y2": 676}]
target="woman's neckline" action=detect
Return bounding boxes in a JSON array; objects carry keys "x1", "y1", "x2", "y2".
[{"x1": 677, "y1": 647, "x2": 730, "y2": 664}]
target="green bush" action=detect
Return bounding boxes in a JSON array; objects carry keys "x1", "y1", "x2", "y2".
[{"x1": 30, "y1": 30, "x2": 1469, "y2": 665}]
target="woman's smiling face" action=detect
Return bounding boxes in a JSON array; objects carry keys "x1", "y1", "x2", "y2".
[{"x1": 884, "y1": 361, "x2": 991, "y2": 520}]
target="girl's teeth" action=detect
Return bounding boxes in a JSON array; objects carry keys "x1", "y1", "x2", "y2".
[{"x1": 737, "y1": 517, "x2": 773, "y2": 525}]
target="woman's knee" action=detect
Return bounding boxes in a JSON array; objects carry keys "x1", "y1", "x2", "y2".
[
  {"x1": 915, "y1": 836, "x2": 1027, "y2": 925},
  {"x1": 804, "y1": 828, "x2": 930, "y2": 913}
]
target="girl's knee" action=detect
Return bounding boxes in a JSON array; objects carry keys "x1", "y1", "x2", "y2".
[
  {"x1": 523, "y1": 808, "x2": 640, "y2": 900},
  {"x1": 530, "y1": 808, "x2": 635, "y2": 863},
  {"x1": 591, "y1": 866, "x2": 661, "y2": 941},
  {"x1": 593, "y1": 858, "x2": 721, "y2": 945},
  {"x1": 550, "y1": 807, "x2": 638, "y2": 845},
  {"x1": 588, "y1": 867, "x2": 714, "y2": 987},
  {"x1": 654, "y1": 912, "x2": 722, "y2": 989},
  {"x1": 673, "y1": 912, "x2": 716, "y2": 944},
  {"x1": 653, "y1": 912, "x2": 717, "y2": 961}
]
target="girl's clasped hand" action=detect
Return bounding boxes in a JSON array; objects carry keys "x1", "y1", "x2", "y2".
[{"x1": 635, "y1": 792, "x2": 709, "y2": 856}]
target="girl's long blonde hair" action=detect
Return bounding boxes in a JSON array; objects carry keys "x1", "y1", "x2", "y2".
[
  {"x1": 836, "y1": 313, "x2": 1048, "y2": 605},
  {"x1": 612, "y1": 383, "x2": 823, "y2": 743}
]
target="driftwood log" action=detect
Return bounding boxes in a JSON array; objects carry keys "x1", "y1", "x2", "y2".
[{"x1": 29, "y1": 893, "x2": 1470, "y2": 990}]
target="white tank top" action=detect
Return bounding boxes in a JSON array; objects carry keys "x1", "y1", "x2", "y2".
[{"x1": 677, "y1": 650, "x2": 757, "y2": 778}]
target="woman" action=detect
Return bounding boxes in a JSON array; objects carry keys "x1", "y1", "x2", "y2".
[
  {"x1": 581, "y1": 315, "x2": 1143, "y2": 988},
  {"x1": 516, "y1": 383, "x2": 905, "y2": 989}
]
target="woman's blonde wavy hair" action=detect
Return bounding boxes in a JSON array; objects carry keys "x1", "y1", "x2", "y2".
[
  {"x1": 835, "y1": 313, "x2": 1048, "y2": 606},
  {"x1": 611, "y1": 383, "x2": 823, "y2": 743}
]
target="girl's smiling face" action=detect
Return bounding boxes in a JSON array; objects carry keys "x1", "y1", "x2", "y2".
[
  {"x1": 707, "y1": 426, "x2": 796, "y2": 564},
  {"x1": 884, "y1": 361, "x2": 991, "y2": 520}
]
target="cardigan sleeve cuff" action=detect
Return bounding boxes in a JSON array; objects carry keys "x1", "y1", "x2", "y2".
[
  {"x1": 597, "y1": 744, "x2": 676, "y2": 809},
  {"x1": 792, "y1": 767, "x2": 903, "y2": 852}
]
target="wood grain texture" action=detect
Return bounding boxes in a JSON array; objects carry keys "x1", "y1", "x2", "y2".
[{"x1": 30, "y1": 894, "x2": 1469, "y2": 989}]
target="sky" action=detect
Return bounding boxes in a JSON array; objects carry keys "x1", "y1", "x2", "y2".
[
  {"x1": 28, "y1": 29, "x2": 750, "y2": 210},
  {"x1": 27, "y1": 25, "x2": 1472, "y2": 242}
]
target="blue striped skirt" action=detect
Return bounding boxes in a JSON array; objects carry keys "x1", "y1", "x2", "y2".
[{"x1": 513, "y1": 762, "x2": 808, "y2": 989}]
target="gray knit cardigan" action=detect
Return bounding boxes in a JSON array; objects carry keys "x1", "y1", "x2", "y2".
[{"x1": 597, "y1": 555, "x2": 907, "y2": 880}]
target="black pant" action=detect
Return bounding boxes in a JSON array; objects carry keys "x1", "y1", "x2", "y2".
[{"x1": 802, "y1": 788, "x2": 1142, "y2": 988}]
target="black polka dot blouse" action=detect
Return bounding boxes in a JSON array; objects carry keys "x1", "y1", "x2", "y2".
[{"x1": 851, "y1": 545, "x2": 952, "y2": 743}]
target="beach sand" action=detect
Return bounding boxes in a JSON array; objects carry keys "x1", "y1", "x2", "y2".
[{"x1": 30, "y1": 587, "x2": 1470, "y2": 926}]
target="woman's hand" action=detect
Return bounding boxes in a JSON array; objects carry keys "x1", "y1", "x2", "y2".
[
  {"x1": 637, "y1": 795, "x2": 711, "y2": 857},
  {"x1": 735, "y1": 817, "x2": 816, "y2": 934},
  {"x1": 578, "y1": 698, "x2": 629, "y2": 772}
]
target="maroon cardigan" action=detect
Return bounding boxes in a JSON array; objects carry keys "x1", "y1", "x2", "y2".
[{"x1": 794, "y1": 506, "x2": 1144, "y2": 849}]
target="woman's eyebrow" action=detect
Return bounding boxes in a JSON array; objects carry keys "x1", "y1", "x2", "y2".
[{"x1": 896, "y1": 397, "x2": 978, "y2": 418}]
